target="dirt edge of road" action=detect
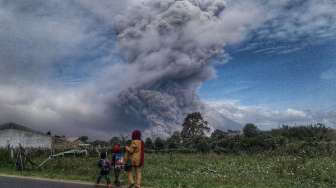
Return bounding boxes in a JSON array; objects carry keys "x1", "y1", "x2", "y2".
[
  {"x1": 0, "y1": 173, "x2": 152, "y2": 188},
  {"x1": 0, "y1": 173, "x2": 94, "y2": 186}
]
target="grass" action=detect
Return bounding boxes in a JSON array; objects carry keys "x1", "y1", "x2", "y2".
[{"x1": 1, "y1": 153, "x2": 336, "y2": 188}]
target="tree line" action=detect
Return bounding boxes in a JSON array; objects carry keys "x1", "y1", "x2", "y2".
[
  {"x1": 82, "y1": 112, "x2": 336, "y2": 155},
  {"x1": 145, "y1": 112, "x2": 336, "y2": 155}
]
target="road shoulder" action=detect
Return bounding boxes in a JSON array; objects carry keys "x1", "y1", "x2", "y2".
[{"x1": 0, "y1": 173, "x2": 94, "y2": 186}]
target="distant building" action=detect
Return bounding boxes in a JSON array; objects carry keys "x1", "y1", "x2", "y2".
[
  {"x1": 0, "y1": 122, "x2": 52, "y2": 149},
  {"x1": 53, "y1": 137, "x2": 90, "y2": 149},
  {"x1": 66, "y1": 137, "x2": 88, "y2": 148},
  {"x1": 52, "y1": 135, "x2": 68, "y2": 149}
]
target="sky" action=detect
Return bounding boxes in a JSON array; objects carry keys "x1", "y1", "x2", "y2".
[
  {"x1": 201, "y1": 38, "x2": 336, "y2": 110},
  {"x1": 0, "y1": 0, "x2": 335, "y2": 138},
  {"x1": 201, "y1": 37, "x2": 336, "y2": 129}
]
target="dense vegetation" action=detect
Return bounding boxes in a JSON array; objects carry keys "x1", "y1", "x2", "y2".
[
  {"x1": 1, "y1": 112, "x2": 336, "y2": 187},
  {"x1": 140, "y1": 113, "x2": 336, "y2": 156},
  {"x1": 67, "y1": 112, "x2": 336, "y2": 156}
]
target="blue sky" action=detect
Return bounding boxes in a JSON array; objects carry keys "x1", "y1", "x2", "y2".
[
  {"x1": 56, "y1": 34, "x2": 336, "y2": 112},
  {"x1": 200, "y1": 38, "x2": 336, "y2": 111}
]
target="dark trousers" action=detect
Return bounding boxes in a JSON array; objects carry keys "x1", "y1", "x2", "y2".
[
  {"x1": 114, "y1": 168, "x2": 121, "y2": 185},
  {"x1": 96, "y1": 171, "x2": 111, "y2": 185}
]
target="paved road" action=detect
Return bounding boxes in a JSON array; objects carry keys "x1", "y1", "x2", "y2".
[{"x1": 0, "y1": 175, "x2": 116, "y2": 188}]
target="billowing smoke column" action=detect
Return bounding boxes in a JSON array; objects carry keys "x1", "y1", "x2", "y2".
[{"x1": 111, "y1": 0, "x2": 264, "y2": 136}]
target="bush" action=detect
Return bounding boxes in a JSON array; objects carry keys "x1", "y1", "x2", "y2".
[
  {"x1": 0, "y1": 149, "x2": 11, "y2": 165},
  {"x1": 194, "y1": 137, "x2": 211, "y2": 153},
  {"x1": 154, "y1": 137, "x2": 165, "y2": 150},
  {"x1": 166, "y1": 131, "x2": 182, "y2": 149},
  {"x1": 243, "y1": 123, "x2": 259, "y2": 138},
  {"x1": 271, "y1": 124, "x2": 333, "y2": 142},
  {"x1": 145, "y1": 138, "x2": 154, "y2": 150}
]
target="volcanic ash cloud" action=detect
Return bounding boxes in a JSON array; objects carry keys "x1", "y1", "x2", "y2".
[{"x1": 109, "y1": 0, "x2": 265, "y2": 136}]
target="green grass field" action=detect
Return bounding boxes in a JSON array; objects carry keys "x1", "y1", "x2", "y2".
[{"x1": 1, "y1": 153, "x2": 336, "y2": 188}]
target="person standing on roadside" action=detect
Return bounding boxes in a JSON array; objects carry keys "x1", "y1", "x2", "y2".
[
  {"x1": 125, "y1": 130, "x2": 145, "y2": 188},
  {"x1": 96, "y1": 151, "x2": 112, "y2": 188},
  {"x1": 111, "y1": 144, "x2": 123, "y2": 186}
]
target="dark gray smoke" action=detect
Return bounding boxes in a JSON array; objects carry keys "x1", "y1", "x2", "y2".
[
  {"x1": 2, "y1": 0, "x2": 334, "y2": 138},
  {"x1": 110, "y1": 0, "x2": 265, "y2": 136}
]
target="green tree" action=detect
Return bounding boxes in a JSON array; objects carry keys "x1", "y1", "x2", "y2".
[
  {"x1": 110, "y1": 136, "x2": 121, "y2": 146},
  {"x1": 243, "y1": 123, "x2": 259, "y2": 138},
  {"x1": 154, "y1": 137, "x2": 165, "y2": 150},
  {"x1": 211, "y1": 129, "x2": 227, "y2": 140},
  {"x1": 181, "y1": 112, "x2": 210, "y2": 145},
  {"x1": 195, "y1": 137, "x2": 211, "y2": 153},
  {"x1": 145, "y1": 137, "x2": 154, "y2": 150},
  {"x1": 79, "y1": 136, "x2": 89, "y2": 143},
  {"x1": 210, "y1": 129, "x2": 227, "y2": 150},
  {"x1": 167, "y1": 131, "x2": 182, "y2": 149}
]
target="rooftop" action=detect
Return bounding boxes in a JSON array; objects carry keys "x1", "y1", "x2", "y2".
[{"x1": 0, "y1": 122, "x2": 48, "y2": 136}]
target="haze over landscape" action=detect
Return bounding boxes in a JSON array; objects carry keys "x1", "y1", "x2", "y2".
[{"x1": 0, "y1": 0, "x2": 335, "y2": 139}]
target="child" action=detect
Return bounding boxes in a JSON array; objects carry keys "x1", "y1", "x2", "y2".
[
  {"x1": 111, "y1": 144, "x2": 124, "y2": 186},
  {"x1": 96, "y1": 151, "x2": 112, "y2": 188},
  {"x1": 125, "y1": 130, "x2": 145, "y2": 188}
]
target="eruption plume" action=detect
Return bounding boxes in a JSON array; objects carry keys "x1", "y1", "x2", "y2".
[{"x1": 109, "y1": 0, "x2": 265, "y2": 136}]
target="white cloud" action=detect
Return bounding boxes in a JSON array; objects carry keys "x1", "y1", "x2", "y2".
[
  {"x1": 1, "y1": 0, "x2": 336, "y2": 138},
  {"x1": 207, "y1": 100, "x2": 336, "y2": 130},
  {"x1": 0, "y1": 84, "x2": 107, "y2": 136},
  {"x1": 242, "y1": 0, "x2": 336, "y2": 53}
]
